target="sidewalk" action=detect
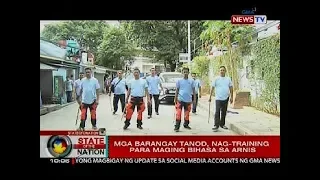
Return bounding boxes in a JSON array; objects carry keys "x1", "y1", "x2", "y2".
[
  {"x1": 197, "y1": 96, "x2": 280, "y2": 135},
  {"x1": 40, "y1": 93, "x2": 105, "y2": 116},
  {"x1": 40, "y1": 102, "x2": 76, "y2": 116}
]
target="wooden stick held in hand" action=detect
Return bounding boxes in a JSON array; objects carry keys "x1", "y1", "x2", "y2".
[
  {"x1": 208, "y1": 102, "x2": 211, "y2": 124},
  {"x1": 75, "y1": 108, "x2": 80, "y2": 126},
  {"x1": 120, "y1": 105, "x2": 126, "y2": 121},
  {"x1": 109, "y1": 94, "x2": 113, "y2": 112}
]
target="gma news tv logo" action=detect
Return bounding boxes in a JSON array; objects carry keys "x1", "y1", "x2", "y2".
[{"x1": 231, "y1": 15, "x2": 267, "y2": 25}]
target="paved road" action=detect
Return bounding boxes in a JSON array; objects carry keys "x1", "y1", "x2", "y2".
[{"x1": 40, "y1": 95, "x2": 236, "y2": 135}]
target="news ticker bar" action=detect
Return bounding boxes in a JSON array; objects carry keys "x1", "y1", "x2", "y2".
[
  {"x1": 40, "y1": 134, "x2": 280, "y2": 158},
  {"x1": 48, "y1": 157, "x2": 280, "y2": 164}
]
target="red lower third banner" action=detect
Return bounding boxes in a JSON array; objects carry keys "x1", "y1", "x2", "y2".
[{"x1": 108, "y1": 136, "x2": 280, "y2": 158}]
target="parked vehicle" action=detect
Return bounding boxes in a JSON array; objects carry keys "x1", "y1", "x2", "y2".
[{"x1": 159, "y1": 72, "x2": 183, "y2": 103}]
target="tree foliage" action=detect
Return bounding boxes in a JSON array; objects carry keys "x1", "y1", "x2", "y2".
[
  {"x1": 250, "y1": 34, "x2": 280, "y2": 115},
  {"x1": 192, "y1": 56, "x2": 210, "y2": 78},
  {"x1": 199, "y1": 21, "x2": 254, "y2": 90},
  {"x1": 122, "y1": 21, "x2": 205, "y2": 71},
  {"x1": 192, "y1": 56, "x2": 211, "y2": 93},
  {"x1": 96, "y1": 26, "x2": 133, "y2": 69},
  {"x1": 41, "y1": 21, "x2": 206, "y2": 72},
  {"x1": 197, "y1": 20, "x2": 280, "y2": 115},
  {"x1": 41, "y1": 21, "x2": 135, "y2": 69},
  {"x1": 41, "y1": 21, "x2": 109, "y2": 54}
]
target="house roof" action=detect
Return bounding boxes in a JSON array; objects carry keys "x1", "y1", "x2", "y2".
[
  {"x1": 94, "y1": 65, "x2": 118, "y2": 73},
  {"x1": 40, "y1": 63, "x2": 57, "y2": 70},
  {"x1": 40, "y1": 39, "x2": 67, "y2": 60}
]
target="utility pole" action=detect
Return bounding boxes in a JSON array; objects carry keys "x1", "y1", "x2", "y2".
[
  {"x1": 187, "y1": 20, "x2": 191, "y2": 70},
  {"x1": 193, "y1": 39, "x2": 196, "y2": 54}
]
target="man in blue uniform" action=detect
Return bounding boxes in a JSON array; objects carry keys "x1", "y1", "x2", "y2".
[
  {"x1": 109, "y1": 70, "x2": 126, "y2": 115},
  {"x1": 146, "y1": 68, "x2": 163, "y2": 119},
  {"x1": 78, "y1": 67, "x2": 100, "y2": 131},
  {"x1": 124, "y1": 68, "x2": 151, "y2": 130},
  {"x1": 209, "y1": 66, "x2": 233, "y2": 132},
  {"x1": 191, "y1": 73, "x2": 202, "y2": 114},
  {"x1": 174, "y1": 67, "x2": 196, "y2": 132},
  {"x1": 74, "y1": 72, "x2": 84, "y2": 106},
  {"x1": 65, "y1": 75, "x2": 74, "y2": 103}
]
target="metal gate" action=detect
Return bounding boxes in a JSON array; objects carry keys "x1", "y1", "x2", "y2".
[{"x1": 53, "y1": 76, "x2": 65, "y2": 104}]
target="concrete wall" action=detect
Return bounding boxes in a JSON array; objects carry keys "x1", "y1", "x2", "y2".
[
  {"x1": 53, "y1": 68, "x2": 67, "y2": 82},
  {"x1": 94, "y1": 72, "x2": 105, "y2": 93},
  {"x1": 208, "y1": 56, "x2": 265, "y2": 98},
  {"x1": 40, "y1": 70, "x2": 53, "y2": 99},
  {"x1": 208, "y1": 55, "x2": 265, "y2": 98},
  {"x1": 40, "y1": 90, "x2": 42, "y2": 108},
  {"x1": 205, "y1": 25, "x2": 280, "y2": 112},
  {"x1": 238, "y1": 56, "x2": 265, "y2": 99},
  {"x1": 66, "y1": 69, "x2": 76, "y2": 80},
  {"x1": 208, "y1": 57, "x2": 266, "y2": 108},
  {"x1": 208, "y1": 59, "x2": 215, "y2": 84},
  {"x1": 131, "y1": 56, "x2": 165, "y2": 73}
]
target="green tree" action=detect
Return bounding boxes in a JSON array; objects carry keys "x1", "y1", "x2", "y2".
[
  {"x1": 200, "y1": 21, "x2": 254, "y2": 90},
  {"x1": 96, "y1": 26, "x2": 133, "y2": 69},
  {"x1": 41, "y1": 21, "x2": 109, "y2": 54},
  {"x1": 122, "y1": 20, "x2": 205, "y2": 71},
  {"x1": 251, "y1": 34, "x2": 280, "y2": 114},
  {"x1": 192, "y1": 56, "x2": 210, "y2": 94}
]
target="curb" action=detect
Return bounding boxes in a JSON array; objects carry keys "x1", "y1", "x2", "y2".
[
  {"x1": 197, "y1": 102, "x2": 256, "y2": 135},
  {"x1": 40, "y1": 108, "x2": 48, "y2": 116},
  {"x1": 40, "y1": 102, "x2": 76, "y2": 116}
]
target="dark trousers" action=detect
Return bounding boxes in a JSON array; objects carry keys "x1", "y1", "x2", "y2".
[
  {"x1": 66, "y1": 91, "x2": 72, "y2": 102},
  {"x1": 80, "y1": 101, "x2": 97, "y2": 128},
  {"x1": 192, "y1": 94, "x2": 199, "y2": 113},
  {"x1": 148, "y1": 94, "x2": 160, "y2": 115},
  {"x1": 105, "y1": 86, "x2": 110, "y2": 94},
  {"x1": 113, "y1": 94, "x2": 125, "y2": 113},
  {"x1": 76, "y1": 95, "x2": 81, "y2": 105},
  {"x1": 214, "y1": 97, "x2": 229, "y2": 127}
]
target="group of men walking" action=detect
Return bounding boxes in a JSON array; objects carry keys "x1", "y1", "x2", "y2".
[{"x1": 73, "y1": 66, "x2": 233, "y2": 133}]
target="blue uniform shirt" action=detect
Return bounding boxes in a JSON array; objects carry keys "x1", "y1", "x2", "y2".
[
  {"x1": 111, "y1": 77, "x2": 126, "y2": 95},
  {"x1": 146, "y1": 75, "x2": 161, "y2": 95},
  {"x1": 80, "y1": 77, "x2": 100, "y2": 104},
  {"x1": 192, "y1": 79, "x2": 201, "y2": 95},
  {"x1": 211, "y1": 76, "x2": 233, "y2": 101},
  {"x1": 176, "y1": 78, "x2": 195, "y2": 103},
  {"x1": 129, "y1": 79, "x2": 148, "y2": 97}
]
